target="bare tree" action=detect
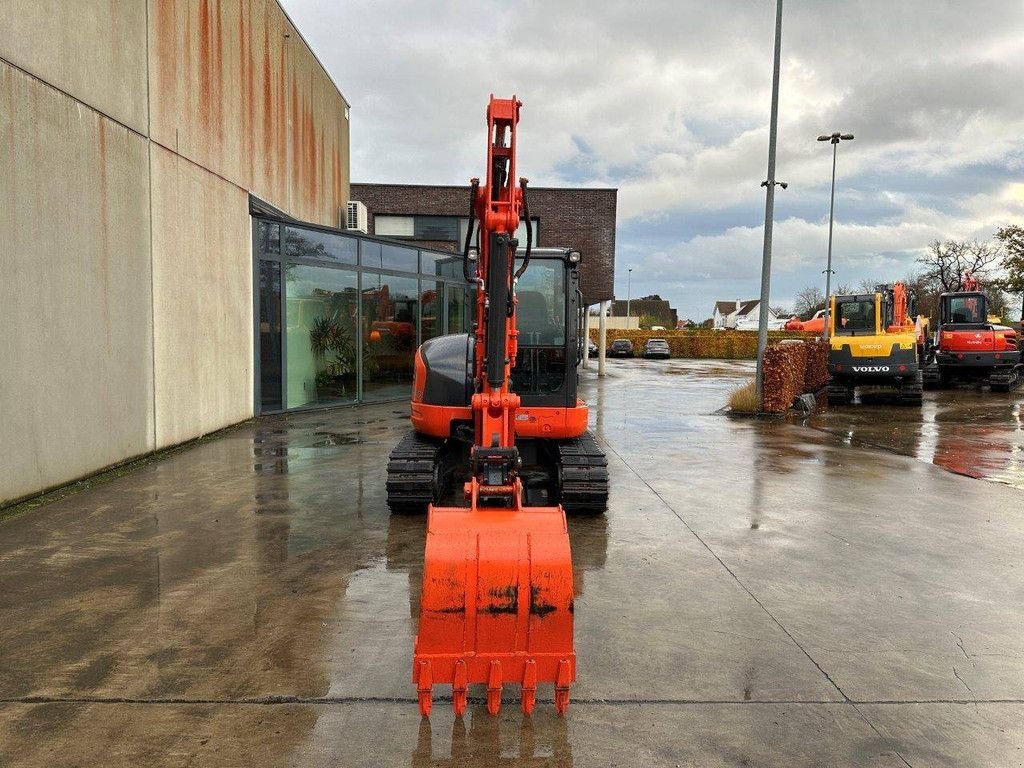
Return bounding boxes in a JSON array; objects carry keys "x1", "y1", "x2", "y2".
[
  {"x1": 794, "y1": 286, "x2": 825, "y2": 318},
  {"x1": 833, "y1": 283, "x2": 854, "y2": 296},
  {"x1": 918, "y1": 240, "x2": 1001, "y2": 292}
]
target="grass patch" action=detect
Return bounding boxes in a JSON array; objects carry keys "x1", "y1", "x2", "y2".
[{"x1": 728, "y1": 379, "x2": 759, "y2": 413}]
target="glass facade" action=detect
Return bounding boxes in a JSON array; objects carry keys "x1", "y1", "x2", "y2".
[
  {"x1": 286, "y1": 265, "x2": 359, "y2": 408},
  {"x1": 253, "y1": 216, "x2": 472, "y2": 413}
]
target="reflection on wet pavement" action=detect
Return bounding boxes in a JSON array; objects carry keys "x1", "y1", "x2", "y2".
[
  {"x1": 807, "y1": 386, "x2": 1024, "y2": 489},
  {"x1": 1, "y1": 357, "x2": 1023, "y2": 766}
]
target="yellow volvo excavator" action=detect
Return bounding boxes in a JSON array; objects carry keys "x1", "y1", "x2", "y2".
[{"x1": 826, "y1": 282, "x2": 929, "y2": 406}]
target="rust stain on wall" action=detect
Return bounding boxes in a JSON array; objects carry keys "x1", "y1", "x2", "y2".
[
  {"x1": 290, "y1": 70, "x2": 299, "y2": 212},
  {"x1": 239, "y1": 0, "x2": 255, "y2": 183},
  {"x1": 147, "y1": 0, "x2": 347, "y2": 225},
  {"x1": 155, "y1": 0, "x2": 177, "y2": 119},
  {"x1": 213, "y1": 0, "x2": 224, "y2": 147},
  {"x1": 261, "y1": 10, "x2": 274, "y2": 189},
  {"x1": 198, "y1": 0, "x2": 212, "y2": 132}
]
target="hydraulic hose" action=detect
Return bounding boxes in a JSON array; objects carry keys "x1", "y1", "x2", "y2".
[
  {"x1": 463, "y1": 179, "x2": 479, "y2": 284},
  {"x1": 513, "y1": 178, "x2": 532, "y2": 281}
]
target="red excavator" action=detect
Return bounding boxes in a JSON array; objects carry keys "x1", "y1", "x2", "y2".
[
  {"x1": 923, "y1": 273, "x2": 1022, "y2": 392},
  {"x1": 386, "y1": 96, "x2": 608, "y2": 718}
]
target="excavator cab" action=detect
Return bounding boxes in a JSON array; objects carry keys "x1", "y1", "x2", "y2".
[
  {"x1": 940, "y1": 292, "x2": 987, "y2": 326},
  {"x1": 511, "y1": 250, "x2": 584, "y2": 408}
]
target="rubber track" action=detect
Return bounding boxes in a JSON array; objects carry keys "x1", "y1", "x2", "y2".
[
  {"x1": 990, "y1": 365, "x2": 1023, "y2": 393},
  {"x1": 921, "y1": 363, "x2": 943, "y2": 390},
  {"x1": 386, "y1": 433, "x2": 441, "y2": 515},
  {"x1": 826, "y1": 382, "x2": 851, "y2": 405},
  {"x1": 556, "y1": 431, "x2": 609, "y2": 515}
]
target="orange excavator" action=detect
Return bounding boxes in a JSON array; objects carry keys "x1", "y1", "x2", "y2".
[
  {"x1": 923, "y1": 273, "x2": 1022, "y2": 392},
  {"x1": 386, "y1": 96, "x2": 608, "y2": 718}
]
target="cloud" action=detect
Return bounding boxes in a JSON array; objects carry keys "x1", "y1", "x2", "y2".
[{"x1": 281, "y1": 0, "x2": 1024, "y2": 321}]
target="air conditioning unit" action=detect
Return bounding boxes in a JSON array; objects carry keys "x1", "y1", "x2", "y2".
[{"x1": 345, "y1": 201, "x2": 368, "y2": 233}]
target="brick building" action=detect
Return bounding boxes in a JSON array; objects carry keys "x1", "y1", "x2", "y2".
[{"x1": 350, "y1": 184, "x2": 616, "y2": 306}]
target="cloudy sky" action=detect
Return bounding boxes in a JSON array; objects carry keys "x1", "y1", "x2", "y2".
[{"x1": 281, "y1": 0, "x2": 1024, "y2": 321}]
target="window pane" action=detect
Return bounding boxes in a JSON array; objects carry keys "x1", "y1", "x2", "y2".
[
  {"x1": 257, "y1": 221, "x2": 280, "y2": 256},
  {"x1": 456, "y1": 218, "x2": 537, "y2": 249},
  {"x1": 431, "y1": 252, "x2": 465, "y2": 278},
  {"x1": 259, "y1": 260, "x2": 283, "y2": 411},
  {"x1": 363, "y1": 243, "x2": 418, "y2": 272},
  {"x1": 285, "y1": 265, "x2": 359, "y2": 408},
  {"x1": 835, "y1": 299, "x2": 875, "y2": 333},
  {"x1": 375, "y1": 215, "x2": 414, "y2": 237},
  {"x1": 514, "y1": 259, "x2": 566, "y2": 345},
  {"x1": 421, "y1": 281, "x2": 443, "y2": 342},
  {"x1": 362, "y1": 274, "x2": 419, "y2": 401},
  {"x1": 949, "y1": 296, "x2": 983, "y2": 323},
  {"x1": 414, "y1": 216, "x2": 459, "y2": 240},
  {"x1": 284, "y1": 227, "x2": 357, "y2": 265},
  {"x1": 514, "y1": 218, "x2": 539, "y2": 247},
  {"x1": 446, "y1": 283, "x2": 469, "y2": 334}
]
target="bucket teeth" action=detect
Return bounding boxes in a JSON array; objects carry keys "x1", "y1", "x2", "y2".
[
  {"x1": 521, "y1": 659, "x2": 537, "y2": 715},
  {"x1": 452, "y1": 659, "x2": 469, "y2": 717},
  {"x1": 416, "y1": 661, "x2": 433, "y2": 718},
  {"x1": 554, "y1": 658, "x2": 572, "y2": 716},
  {"x1": 487, "y1": 660, "x2": 503, "y2": 715}
]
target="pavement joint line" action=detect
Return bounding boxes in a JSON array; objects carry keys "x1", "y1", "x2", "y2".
[
  {"x1": 3, "y1": 696, "x2": 1024, "y2": 707},
  {"x1": 847, "y1": 700, "x2": 915, "y2": 768},
  {"x1": 598, "y1": 435, "x2": 852, "y2": 703}
]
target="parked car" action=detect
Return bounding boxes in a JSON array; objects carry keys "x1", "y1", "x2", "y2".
[
  {"x1": 643, "y1": 338, "x2": 671, "y2": 359},
  {"x1": 588, "y1": 339, "x2": 598, "y2": 358},
  {"x1": 609, "y1": 339, "x2": 634, "y2": 358}
]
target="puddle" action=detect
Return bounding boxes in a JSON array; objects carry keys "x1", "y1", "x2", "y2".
[{"x1": 312, "y1": 431, "x2": 363, "y2": 446}]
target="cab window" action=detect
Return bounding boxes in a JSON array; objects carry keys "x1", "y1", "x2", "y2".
[
  {"x1": 835, "y1": 299, "x2": 875, "y2": 334},
  {"x1": 514, "y1": 259, "x2": 566, "y2": 346},
  {"x1": 947, "y1": 296, "x2": 983, "y2": 324}
]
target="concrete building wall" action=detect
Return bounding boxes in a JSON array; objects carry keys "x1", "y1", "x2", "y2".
[
  {"x1": 150, "y1": 144, "x2": 253, "y2": 449},
  {"x1": 148, "y1": 0, "x2": 350, "y2": 226},
  {"x1": 1, "y1": 2, "x2": 350, "y2": 506},
  {"x1": 0, "y1": 0, "x2": 149, "y2": 133},
  {"x1": 0, "y1": 61, "x2": 154, "y2": 502}
]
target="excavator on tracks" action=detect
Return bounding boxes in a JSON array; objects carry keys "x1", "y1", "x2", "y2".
[
  {"x1": 385, "y1": 96, "x2": 609, "y2": 718},
  {"x1": 922, "y1": 274, "x2": 1022, "y2": 392},
  {"x1": 826, "y1": 282, "x2": 929, "y2": 405}
]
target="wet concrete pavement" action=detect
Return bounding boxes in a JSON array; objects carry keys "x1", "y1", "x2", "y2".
[{"x1": 2, "y1": 359, "x2": 1023, "y2": 766}]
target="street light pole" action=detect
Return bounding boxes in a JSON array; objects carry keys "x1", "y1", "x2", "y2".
[
  {"x1": 817, "y1": 131, "x2": 854, "y2": 341},
  {"x1": 626, "y1": 267, "x2": 633, "y2": 328},
  {"x1": 754, "y1": 0, "x2": 786, "y2": 409}
]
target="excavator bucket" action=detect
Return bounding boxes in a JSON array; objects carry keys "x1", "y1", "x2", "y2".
[{"x1": 414, "y1": 504, "x2": 575, "y2": 717}]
